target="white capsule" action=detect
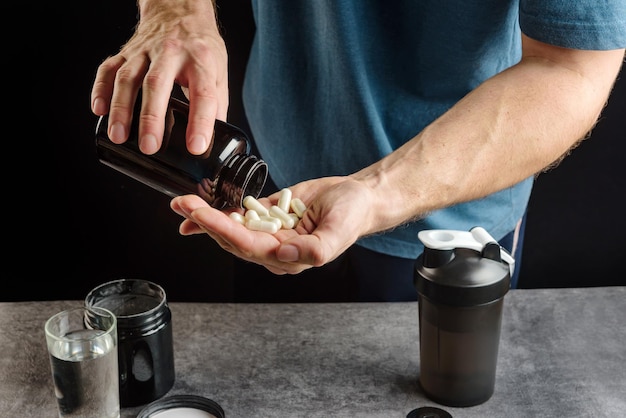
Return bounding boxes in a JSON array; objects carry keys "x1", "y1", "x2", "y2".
[
  {"x1": 288, "y1": 212, "x2": 300, "y2": 225},
  {"x1": 260, "y1": 215, "x2": 283, "y2": 229},
  {"x1": 277, "y1": 188, "x2": 293, "y2": 213},
  {"x1": 229, "y1": 212, "x2": 246, "y2": 225},
  {"x1": 290, "y1": 198, "x2": 307, "y2": 218},
  {"x1": 243, "y1": 195, "x2": 269, "y2": 217},
  {"x1": 269, "y1": 205, "x2": 295, "y2": 229},
  {"x1": 246, "y1": 218, "x2": 279, "y2": 234},
  {"x1": 244, "y1": 209, "x2": 261, "y2": 221}
]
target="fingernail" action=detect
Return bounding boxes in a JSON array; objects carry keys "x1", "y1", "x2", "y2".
[
  {"x1": 109, "y1": 122, "x2": 126, "y2": 143},
  {"x1": 189, "y1": 134, "x2": 208, "y2": 155},
  {"x1": 140, "y1": 134, "x2": 159, "y2": 154},
  {"x1": 92, "y1": 97, "x2": 107, "y2": 115},
  {"x1": 277, "y1": 244, "x2": 299, "y2": 262}
]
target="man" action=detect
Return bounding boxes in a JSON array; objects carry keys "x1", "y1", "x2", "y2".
[{"x1": 92, "y1": 1, "x2": 625, "y2": 301}]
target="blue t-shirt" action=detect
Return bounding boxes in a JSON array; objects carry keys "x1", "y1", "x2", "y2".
[{"x1": 243, "y1": 0, "x2": 626, "y2": 259}]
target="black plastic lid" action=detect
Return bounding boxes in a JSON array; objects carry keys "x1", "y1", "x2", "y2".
[
  {"x1": 415, "y1": 248, "x2": 510, "y2": 307},
  {"x1": 407, "y1": 406, "x2": 453, "y2": 418},
  {"x1": 136, "y1": 395, "x2": 225, "y2": 418}
]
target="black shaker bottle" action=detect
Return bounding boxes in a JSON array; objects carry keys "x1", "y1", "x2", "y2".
[
  {"x1": 95, "y1": 91, "x2": 268, "y2": 209},
  {"x1": 415, "y1": 227, "x2": 514, "y2": 407}
]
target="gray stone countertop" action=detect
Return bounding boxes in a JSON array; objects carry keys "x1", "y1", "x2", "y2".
[{"x1": 1, "y1": 287, "x2": 625, "y2": 417}]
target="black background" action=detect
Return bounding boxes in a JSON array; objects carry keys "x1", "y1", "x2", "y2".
[{"x1": 15, "y1": 1, "x2": 625, "y2": 302}]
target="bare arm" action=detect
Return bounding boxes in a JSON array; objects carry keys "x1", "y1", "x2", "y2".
[
  {"x1": 90, "y1": 0, "x2": 226, "y2": 155},
  {"x1": 354, "y1": 35, "x2": 625, "y2": 236}
]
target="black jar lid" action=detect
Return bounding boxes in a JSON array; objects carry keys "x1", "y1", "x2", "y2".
[
  {"x1": 407, "y1": 406, "x2": 453, "y2": 418},
  {"x1": 136, "y1": 395, "x2": 225, "y2": 418}
]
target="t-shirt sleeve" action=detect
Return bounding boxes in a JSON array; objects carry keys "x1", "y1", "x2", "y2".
[{"x1": 519, "y1": 0, "x2": 626, "y2": 50}]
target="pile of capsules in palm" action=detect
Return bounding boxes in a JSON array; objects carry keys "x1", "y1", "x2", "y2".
[{"x1": 229, "y1": 188, "x2": 307, "y2": 234}]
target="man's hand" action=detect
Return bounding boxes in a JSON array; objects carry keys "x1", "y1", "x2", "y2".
[
  {"x1": 170, "y1": 176, "x2": 381, "y2": 275},
  {"x1": 90, "y1": 0, "x2": 228, "y2": 155}
]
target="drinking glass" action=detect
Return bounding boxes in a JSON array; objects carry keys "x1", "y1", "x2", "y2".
[{"x1": 45, "y1": 306, "x2": 120, "y2": 418}]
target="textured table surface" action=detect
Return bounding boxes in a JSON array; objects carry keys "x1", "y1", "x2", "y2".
[{"x1": 1, "y1": 287, "x2": 624, "y2": 417}]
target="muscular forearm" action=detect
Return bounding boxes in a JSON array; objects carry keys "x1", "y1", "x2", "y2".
[{"x1": 356, "y1": 37, "x2": 624, "y2": 235}]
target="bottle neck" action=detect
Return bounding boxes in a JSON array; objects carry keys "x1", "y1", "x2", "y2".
[{"x1": 216, "y1": 154, "x2": 268, "y2": 208}]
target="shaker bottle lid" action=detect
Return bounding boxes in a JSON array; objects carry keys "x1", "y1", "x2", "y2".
[
  {"x1": 136, "y1": 395, "x2": 225, "y2": 418},
  {"x1": 418, "y1": 227, "x2": 515, "y2": 272},
  {"x1": 416, "y1": 227, "x2": 514, "y2": 306},
  {"x1": 406, "y1": 406, "x2": 453, "y2": 418}
]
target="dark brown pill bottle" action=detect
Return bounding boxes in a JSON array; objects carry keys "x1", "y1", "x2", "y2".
[{"x1": 95, "y1": 93, "x2": 268, "y2": 209}]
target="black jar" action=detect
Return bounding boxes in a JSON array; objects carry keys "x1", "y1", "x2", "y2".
[
  {"x1": 85, "y1": 279, "x2": 175, "y2": 407},
  {"x1": 95, "y1": 94, "x2": 268, "y2": 209}
]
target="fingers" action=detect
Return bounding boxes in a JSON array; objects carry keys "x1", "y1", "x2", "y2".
[
  {"x1": 170, "y1": 194, "x2": 211, "y2": 218},
  {"x1": 137, "y1": 37, "x2": 225, "y2": 155},
  {"x1": 90, "y1": 15, "x2": 229, "y2": 156},
  {"x1": 91, "y1": 54, "x2": 144, "y2": 146},
  {"x1": 181, "y1": 42, "x2": 229, "y2": 154},
  {"x1": 185, "y1": 78, "x2": 219, "y2": 155},
  {"x1": 171, "y1": 195, "x2": 312, "y2": 274},
  {"x1": 276, "y1": 232, "x2": 337, "y2": 268},
  {"x1": 91, "y1": 55, "x2": 123, "y2": 117},
  {"x1": 171, "y1": 194, "x2": 267, "y2": 254},
  {"x1": 135, "y1": 52, "x2": 182, "y2": 154}
]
